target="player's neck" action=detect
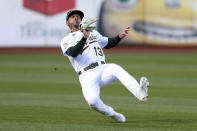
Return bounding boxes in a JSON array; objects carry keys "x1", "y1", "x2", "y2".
[
  {"x1": 70, "y1": 24, "x2": 79, "y2": 32},
  {"x1": 71, "y1": 28, "x2": 79, "y2": 32}
]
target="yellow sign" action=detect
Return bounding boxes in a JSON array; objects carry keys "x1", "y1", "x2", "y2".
[{"x1": 98, "y1": 0, "x2": 197, "y2": 46}]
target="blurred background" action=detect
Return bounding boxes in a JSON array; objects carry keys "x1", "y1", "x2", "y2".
[{"x1": 1, "y1": 0, "x2": 197, "y2": 48}]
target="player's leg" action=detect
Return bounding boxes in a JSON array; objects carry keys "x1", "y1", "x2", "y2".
[
  {"x1": 100, "y1": 63, "x2": 149, "y2": 101},
  {"x1": 79, "y1": 71, "x2": 126, "y2": 122}
]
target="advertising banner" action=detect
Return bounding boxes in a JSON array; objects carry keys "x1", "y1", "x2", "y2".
[
  {"x1": 1, "y1": 0, "x2": 197, "y2": 47},
  {"x1": 0, "y1": 0, "x2": 102, "y2": 47},
  {"x1": 98, "y1": 0, "x2": 197, "y2": 46}
]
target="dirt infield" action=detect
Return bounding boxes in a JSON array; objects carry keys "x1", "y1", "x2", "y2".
[{"x1": 0, "y1": 45, "x2": 197, "y2": 54}]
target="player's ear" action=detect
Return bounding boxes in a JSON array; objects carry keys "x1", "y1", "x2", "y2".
[{"x1": 66, "y1": 21, "x2": 68, "y2": 26}]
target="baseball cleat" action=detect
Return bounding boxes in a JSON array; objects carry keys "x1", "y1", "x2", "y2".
[
  {"x1": 110, "y1": 112, "x2": 126, "y2": 123},
  {"x1": 139, "y1": 76, "x2": 150, "y2": 102}
]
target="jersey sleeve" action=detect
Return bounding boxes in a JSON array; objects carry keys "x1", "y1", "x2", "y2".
[
  {"x1": 60, "y1": 37, "x2": 74, "y2": 56},
  {"x1": 96, "y1": 31, "x2": 108, "y2": 48}
]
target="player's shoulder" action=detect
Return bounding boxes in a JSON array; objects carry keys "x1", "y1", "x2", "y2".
[
  {"x1": 63, "y1": 31, "x2": 82, "y2": 38},
  {"x1": 60, "y1": 33, "x2": 71, "y2": 47},
  {"x1": 61, "y1": 31, "x2": 83, "y2": 47},
  {"x1": 92, "y1": 30, "x2": 105, "y2": 38},
  {"x1": 61, "y1": 32, "x2": 74, "y2": 41},
  {"x1": 92, "y1": 30, "x2": 100, "y2": 35},
  {"x1": 61, "y1": 31, "x2": 80, "y2": 42},
  {"x1": 91, "y1": 30, "x2": 105, "y2": 39}
]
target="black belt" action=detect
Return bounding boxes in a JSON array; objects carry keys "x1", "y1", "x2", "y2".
[{"x1": 78, "y1": 61, "x2": 105, "y2": 75}]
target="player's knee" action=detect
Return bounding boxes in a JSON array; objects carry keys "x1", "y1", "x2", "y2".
[
  {"x1": 110, "y1": 63, "x2": 121, "y2": 70},
  {"x1": 109, "y1": 63, "x2": 123, "y2": 75}
]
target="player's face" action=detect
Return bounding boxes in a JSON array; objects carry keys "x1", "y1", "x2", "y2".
[{"x1": 67, "y1": 14, "x2": 82, "y2": 28}]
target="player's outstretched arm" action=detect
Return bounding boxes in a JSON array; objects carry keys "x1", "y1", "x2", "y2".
[
  {"x1": 104, "y1": 27, "x2": 130, "y2": 49},
  {"x1": 104, "y1": 35, "x2": 121, "y2": 49}
]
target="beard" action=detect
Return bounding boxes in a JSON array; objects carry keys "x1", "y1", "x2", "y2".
[
  {"x1": 68, "y1": 22, "x2": 79, "y2": 31},
  {"x1": 71, "y1": 24, "x2": 79, "y2": 30}
]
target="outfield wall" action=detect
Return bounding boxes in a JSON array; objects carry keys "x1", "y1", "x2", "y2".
[
  {"x1": 1, "y1": 0, "x2": 197, "y2": 47},
  {"x1": 98, "y1": 0, "x2": 197, "y2": 46},
  {"x1": 0, "y1": 0, "x2": 102, "y2": 47}
]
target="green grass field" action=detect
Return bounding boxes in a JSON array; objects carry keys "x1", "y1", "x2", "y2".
[{"x1": 0, "y1": 52, "x2": 197, "y2": 131}]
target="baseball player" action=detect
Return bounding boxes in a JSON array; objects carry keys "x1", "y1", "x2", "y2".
[{"x1": 60, "y1": 10, "x2": 150, "y2": 123}]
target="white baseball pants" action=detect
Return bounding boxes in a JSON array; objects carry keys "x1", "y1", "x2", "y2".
[{"x1": 79, "y1": 63, "x2": 145, "y2": 116}]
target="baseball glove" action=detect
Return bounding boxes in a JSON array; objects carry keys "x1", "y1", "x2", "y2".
[{"x1": 79, "y1": 18, "x2": 97, "y2": 32}]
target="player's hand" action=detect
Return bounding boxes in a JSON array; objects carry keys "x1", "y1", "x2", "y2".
[
  {"x1": 119, "y1": 27, "x2": 130, "y2": 39},
  {"x1": 83, "y1": 29, "x2": 90, "y2": 38}
]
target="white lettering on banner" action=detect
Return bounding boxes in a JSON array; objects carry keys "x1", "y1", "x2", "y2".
[
  {"x1": 0, "y1": 0, "x2": 103, "y2": 47},
  {"x1": 20, "y1": 21, "x2": 66, "y2": 39}
]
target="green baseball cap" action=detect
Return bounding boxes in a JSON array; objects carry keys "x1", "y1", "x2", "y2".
[{"x1": 66, "y1": 10, "x2": 84, "y2": 21}]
